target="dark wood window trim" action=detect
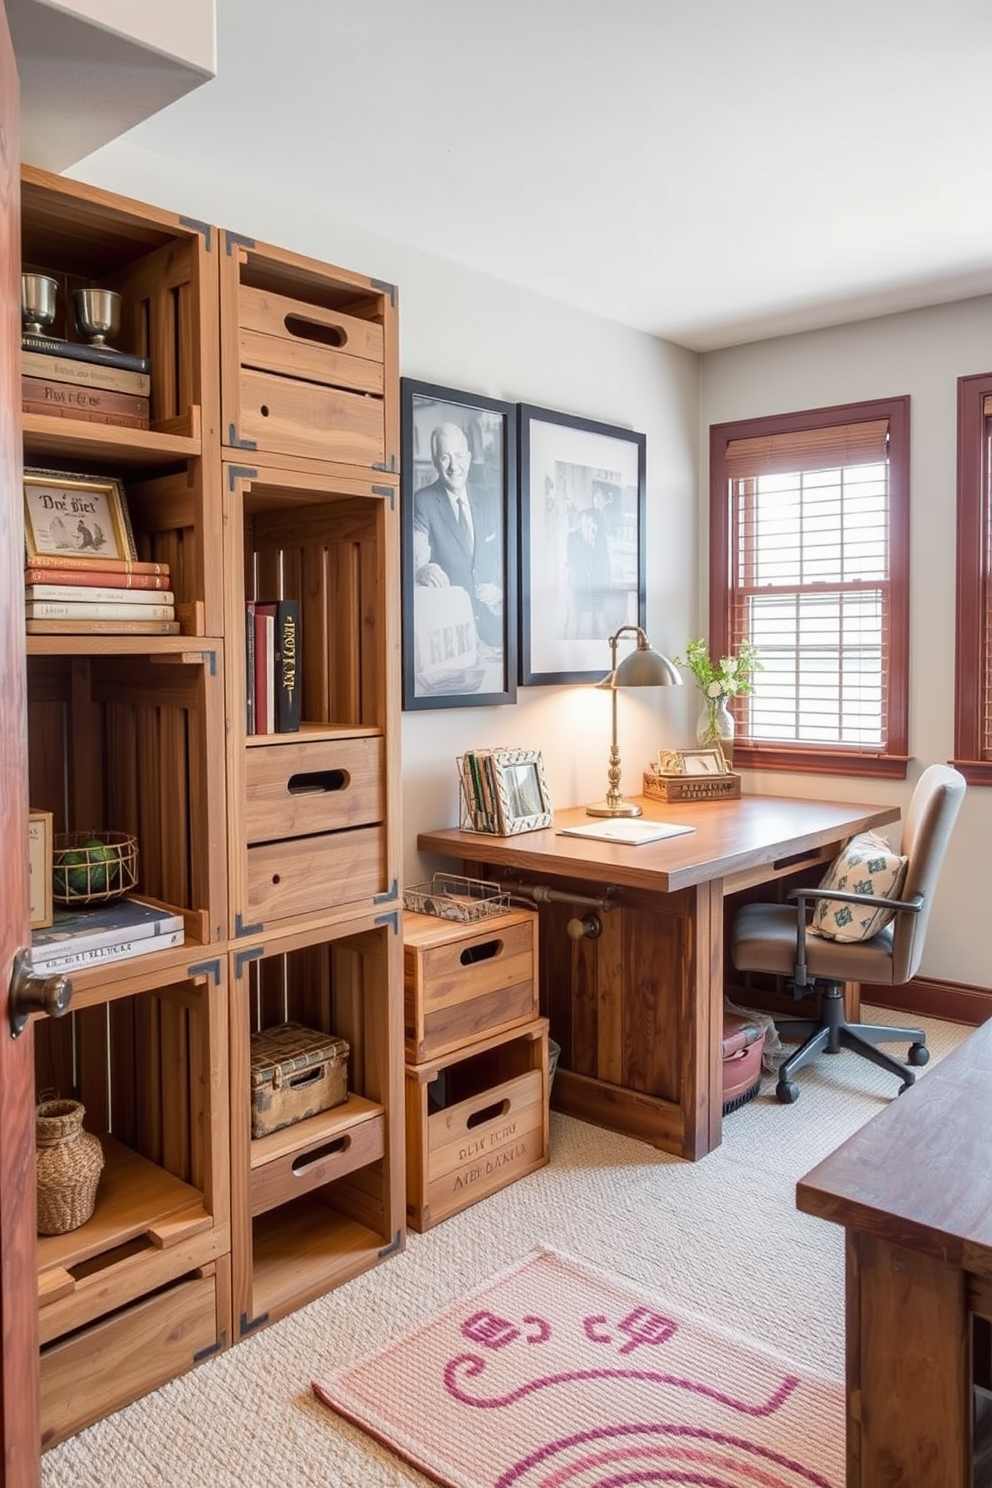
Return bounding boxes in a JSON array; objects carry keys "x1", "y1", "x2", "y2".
[
  {"x1": 709, "y1": 396, "x2": 910, "y2": 780},
  {"x1": 952, "y1": 371, "x2": 992, "y2": 786}
]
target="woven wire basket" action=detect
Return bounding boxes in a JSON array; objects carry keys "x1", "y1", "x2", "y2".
[{"x1": 51, "y1": 830, "x2": 138, "y2": 906}]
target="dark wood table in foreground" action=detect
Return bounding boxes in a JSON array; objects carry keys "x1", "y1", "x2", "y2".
[
  {"x1": 798, "y1": 1017, "x2": 992, "y2": 1486},
  {"x1": 419, "y1": 792, "x2": 898, "y2": 1160}
]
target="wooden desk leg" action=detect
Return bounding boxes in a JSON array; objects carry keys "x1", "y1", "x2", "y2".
[{"x1": 848, "y1": 1231, "x2": 970, "y2": 1487}]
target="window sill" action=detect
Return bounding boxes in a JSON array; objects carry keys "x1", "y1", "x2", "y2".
[
  {"x1": 949, "y1": 758, "x2": 992, "y2": 787},
  {"x1": 735, "y1": 745, "x2": 909, "y2": 781}
]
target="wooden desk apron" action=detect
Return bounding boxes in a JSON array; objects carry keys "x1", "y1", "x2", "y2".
[
  {"x1": 419, "y1": 794, "x2": 898, "y2": 1161},
  {"x1": 798, "y1": 1019, "x2": 992, "y2": 1488}
]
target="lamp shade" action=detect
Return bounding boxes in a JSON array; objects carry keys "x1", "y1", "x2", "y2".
[{"x1": 613, "y1": 642, "x2": 681, "y2": 688}]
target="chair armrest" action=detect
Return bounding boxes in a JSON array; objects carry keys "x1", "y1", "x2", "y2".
[
  {"x1": 782, "y1": 888, "x2": 924, "y2": 988},
  {"x1": 787, "y1": 887, "x2": 924, "y2": 914}
]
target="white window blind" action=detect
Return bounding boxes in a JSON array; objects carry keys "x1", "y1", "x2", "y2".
[{"x1": 728, "y1": 419, "x2": 891, "y2": 752}]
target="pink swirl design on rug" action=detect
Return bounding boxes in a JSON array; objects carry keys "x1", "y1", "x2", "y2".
[
  {"x1": 494, "y1": 1423, "x2": 838, "y2": 1488},
  {"x1": 444, "y1": 1355, "x2": 800, "y2": 1418}
]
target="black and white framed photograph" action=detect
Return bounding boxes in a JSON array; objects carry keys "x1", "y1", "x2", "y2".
[
  {"x1": 518, "y1": 405, "x2": 646, "y2": 685},
  {"x1": 401, "y1": 380, "x2": 517, "y2": 710}
]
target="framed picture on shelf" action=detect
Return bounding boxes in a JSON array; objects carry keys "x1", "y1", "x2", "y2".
[
  {"x1": 518, "y1": 405, "x2": 646, "y2": 685},
  {"x1": 23, "y1": 468, "x2": 136, "y2": 563},
  {"x1": 400, "y1": 380, "x2": 517, "y2": 711}
]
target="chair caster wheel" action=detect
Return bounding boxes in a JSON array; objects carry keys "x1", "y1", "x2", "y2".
[
  {"x1": 776, "y1": 1080, "x2": 799, "y2": 1104},
  {"x1": 908, "y1": 1042, "x2": 929, "y2": 1067}
]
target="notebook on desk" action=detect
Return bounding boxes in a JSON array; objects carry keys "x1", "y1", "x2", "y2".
[{"x1": 556, "y1": 819, "x2": 695, "y2": 846}]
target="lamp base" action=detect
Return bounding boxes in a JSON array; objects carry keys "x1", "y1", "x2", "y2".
[{"x1": 585, "y1": 799, "x2": 643, "y2": 818}]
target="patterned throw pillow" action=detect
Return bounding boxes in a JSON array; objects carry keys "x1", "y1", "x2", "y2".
[{"x1": 811, "y1": 831, "x2": 908, "y2": 943}]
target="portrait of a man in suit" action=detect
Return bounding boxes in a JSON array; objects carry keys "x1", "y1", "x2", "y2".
[{"x1": 412, "y1": 421, "x2": 503, "y2": 650}]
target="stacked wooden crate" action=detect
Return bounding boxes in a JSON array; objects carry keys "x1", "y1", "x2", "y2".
[{"x1": 402, "y1": 906, "x2": 549, "y2": 1232}]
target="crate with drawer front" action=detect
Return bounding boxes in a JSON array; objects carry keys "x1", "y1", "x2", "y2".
[
  {"x1": 403, "y1": 907, "x2": 548, "y2": 1230},
  {"x1": 219, "y1": 230, "x2": 398, "y2": 476},
  {"x1": 403, "y1": 907, "x2": 540, "y2": 1063},
  {"x1": 405, "y1": 1018, "x2": 550, "y2": 1233}
]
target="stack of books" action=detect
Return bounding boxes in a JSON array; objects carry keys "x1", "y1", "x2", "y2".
[
  {"x1": 25, "y1": 553, "x2": 178, "y2": 636},
  {"x1": 22, "y1": 334, "x2": 151, "y2": 430},
  {"x1": 245, "y1": 598, "x2": 301, "y2": 734},
  {"x1": 30, "y1": 896, "x2": 185, "y2": 975}
]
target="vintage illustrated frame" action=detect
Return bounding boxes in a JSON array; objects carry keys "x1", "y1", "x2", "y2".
[
  {"x1": 23, "y1": 467, "x2": 137, "y2": 563},
  {"x1": 676, "y1": 746, "x2": 728, "y2": 777},
  {"x1": 401, "y1": 380, "x2": 517, "y2": 710},
  {"x1": 518, "y1": 405, "x2": 646, "y2": 685}
]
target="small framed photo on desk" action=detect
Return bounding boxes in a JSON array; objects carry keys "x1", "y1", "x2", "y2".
[{"x1": 673, "y1": 746, "x2": 728, "y2": 777}]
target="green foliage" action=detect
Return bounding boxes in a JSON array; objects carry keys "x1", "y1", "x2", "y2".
[{"x1": 675, "y1": 637, "x2": 762, "y2": 698}]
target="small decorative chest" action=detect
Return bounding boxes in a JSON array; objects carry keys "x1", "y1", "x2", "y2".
[
  {"x1": 249, "y1": 1021, "x2": 349, "y2": 1139},
  {"x1": 642, "y1": 769, "x2": 741, "y2": 803}
]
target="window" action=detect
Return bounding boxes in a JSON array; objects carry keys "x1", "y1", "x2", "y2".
[
  {"x1": 953, "y1": 372, "x2": 992, "y2": 786},
  {"x1": 709, "y1": 397, "x2": 910, "y2": 778}
]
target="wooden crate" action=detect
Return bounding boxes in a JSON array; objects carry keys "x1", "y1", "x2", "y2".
[
  {"x1": 405, "y1": 1019, "x2": 549, "y2": 1233},
  {"x1": 220, "y1": 234, "x2": 398, "y2": 476},
  {"x1": 403, "y1": 907, "x2": 539, "y2": 1064}
]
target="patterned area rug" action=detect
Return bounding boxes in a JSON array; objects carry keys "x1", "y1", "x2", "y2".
[{"x1": 313, "y1": 1246, "x2": 844, "y2": 1488}]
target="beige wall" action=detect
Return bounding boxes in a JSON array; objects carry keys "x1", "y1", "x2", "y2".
[{"x1": 67, "y1": 141, "x2": 991, "y2": 989}]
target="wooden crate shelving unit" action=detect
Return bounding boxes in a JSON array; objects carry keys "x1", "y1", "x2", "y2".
[
  {"x1": 20, "y1": 167, "x2": 230, "y2": 1447},
  {"x1": 19, "y1": 170, "x2": 406, "y2": 1443},
  {"x1": 219, "y1": 230, "x2": 405, "y2": 1336}
]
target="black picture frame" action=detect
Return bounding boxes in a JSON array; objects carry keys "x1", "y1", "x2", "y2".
[
  {"x1": 518, "y1": 404, "x2": 646, "y2": 685},
  {"x1": 401, "y1": 379, "x2": 517, "y2": 710}
]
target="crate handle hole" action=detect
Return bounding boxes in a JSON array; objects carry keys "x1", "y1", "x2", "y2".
[
  {"x1": 293, "y1": 1135, "x2": 349, "y2": 1174},
  {"x1": 467, "y1": 1097, "x2": 509, "y2": 1129},
  {"x1": 283, "y1": 1065, "x2": 325, "y2": 1090},
  {"x1": 460, "y1": 939, "x2": 502, "y2": 966},
  {"x1": 288, "y1": 769, "x2": 349, "y2": 795},
  {"x1": 259, "y1": 404, "x2": 270, "y2": 417},
  {"x1": 284, "y1": 314, "x2": 347, "y2": 350}
]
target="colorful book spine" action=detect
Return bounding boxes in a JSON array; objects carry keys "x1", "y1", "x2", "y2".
[
  {"x1": 31, "y1": 928, "x2": 185, "y2": 975},
  {"x1": 25, "y1": 584, "x2": 175, "y2": 606},
  {"x1": 21, "y1": 350, "x2": 151, "y2": 397},
  {"x1": 25, "y1": 599, "x2": 176, "y2": 622},
  {"x1": 24, "y1": 552, "x2": 169, "y2": 577},
  {"x1": 253, "y1": 602, "x2": 277, "y2": 735},
  {"x1": 245, "y1": 600, "x2": 256, "y2": 735},
  {"x1": 21, "y1": 334, "x2": 151, "y2": 373},
  {"x1": 26, "y1": 618, "x2": 181, "y2": 635},
  {"x1": 275, "y1": 599, "x2": 301, "y2": 732},
  {"x1": 24, "y1": 565, "x2": 171, "y2": 591}
]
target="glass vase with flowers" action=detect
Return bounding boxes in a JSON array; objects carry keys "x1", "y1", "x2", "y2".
[{"x1": 674, "y1": 638, "x2": 761, "y2": 766}]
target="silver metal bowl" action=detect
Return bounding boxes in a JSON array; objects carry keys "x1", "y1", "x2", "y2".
[
  {"x1": 72, "y1": 288, "x2": 122, "y2": 348},
  {"x1": 21, "y1": 273, "x2": 58, "y2": 336}
]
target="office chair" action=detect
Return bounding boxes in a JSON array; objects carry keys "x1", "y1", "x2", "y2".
[{"x1": 731, "y1": 764, "x2": 966, "y2": 1103}]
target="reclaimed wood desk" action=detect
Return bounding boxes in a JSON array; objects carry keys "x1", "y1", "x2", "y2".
[
  {"x1": 797, "y1": 1018, "x2": 992, "y2": 1488},
  {"x1": 419, "y1": 793, "x2": 898, "y2": 1161}
]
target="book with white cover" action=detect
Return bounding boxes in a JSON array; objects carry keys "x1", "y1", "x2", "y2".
[
  {"x1": 25, "y1": 584, "x2": 175, "y2": 606},
  {"x1": 25, "y1": 599, "x2": 176, "y2": 622},
  {"x1": 556, "y1": 819, "x2": 696, "y2": 846},
  {"x1": 35, "y1": 928, "x2": 185, "y2": 975},
  {"x1": 31, "y1": 897, "x2": 185, "y2": 963}
]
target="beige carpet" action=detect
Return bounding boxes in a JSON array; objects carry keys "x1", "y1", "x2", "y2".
[{"x1": 41, "y1": 1008, "x2": 970, "y2": 1488}]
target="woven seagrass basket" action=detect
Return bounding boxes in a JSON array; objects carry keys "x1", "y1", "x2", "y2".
[{"x1": 35, "y1": 1098, "x2": 105, "y2": 1236}]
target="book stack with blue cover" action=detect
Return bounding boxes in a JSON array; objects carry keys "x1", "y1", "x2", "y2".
[
  {"x1": 22, "y1": 332, "x2": 151, "y2": 429},
  {"x1": 30, "y1": 897, "x2": 185, "y2": 974}
]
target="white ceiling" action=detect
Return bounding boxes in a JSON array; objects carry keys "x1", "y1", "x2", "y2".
[{"x1": 77, "y1": 0, "x2": 992, "y2": 352}]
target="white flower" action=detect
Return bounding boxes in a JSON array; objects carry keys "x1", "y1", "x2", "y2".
[{"x1": 706, "y1": 681, "x2": 724, "y2": 698}]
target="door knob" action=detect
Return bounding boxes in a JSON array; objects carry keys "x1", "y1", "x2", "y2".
[
  {"x1": 8, "y1": 948, "x2": 72, "y2": 1038},
  {"x1": 567, "y1": 913, "x2": 603, "y2": 940}
]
